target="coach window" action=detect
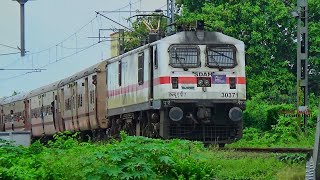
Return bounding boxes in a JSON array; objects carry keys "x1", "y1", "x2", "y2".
[
  {"x1": 138, "y1": 52, "x2": 144, "y2": 85},
  {"x1": 206, "y1": 45, "x2": 237, "y2": 69},
  {"x1": 118, "y1": 60, "x2": 122, "y2": 86},
  {"x1": 80, "y1": 94, "x2": 83, "y2": 107}
]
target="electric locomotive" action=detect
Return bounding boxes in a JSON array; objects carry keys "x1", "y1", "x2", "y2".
[
  {"x1": 106, "y1": 29, "x2": 246, "y2": 145},
  {"x1": 0, "y1": 28, "x2": 246, "y2": 145}
]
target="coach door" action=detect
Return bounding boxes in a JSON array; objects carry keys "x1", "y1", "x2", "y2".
[
  {"x1": 59, "y1": 88, "x2": 66, "y2": 132},
  {"x1": 149, "y1": 46, "x2": 156, "y2": 100},
  {"x1": 24, "y1": 99, "x2": 31, "y2": 131},
  {"x1": 0, "y1": 107, "x2": 3, "y2": 131},
  {"x1": 52, "y1": 93, "x2": 58, "y2": 131},
  {"x1": 87, "y1": 75, "x2": 98, "y2": 129},
  {"x1": 71, "y1": 82, "x2": 79, "y2": 131}
]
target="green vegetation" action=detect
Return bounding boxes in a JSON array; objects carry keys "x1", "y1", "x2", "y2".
[
  {"x1": 227, "y1": 94, "x2": 319, "y2": 148},
  {"x1": 0, "y1": 133, "x2": 306, "y2": 180},
  {"x1": 176, "y1": 0, "x2": 320, "y2": 148},
  {"x1": 128, "y1": 0, "x2": 320, "y2": 148},
  {"x1": 1, "y1": 0, "x2": 319, "y2": 179}
]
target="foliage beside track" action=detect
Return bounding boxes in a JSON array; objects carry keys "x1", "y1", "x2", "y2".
[
  {"x1": 0, "y1": 133, "x2": 305, "y2": 180},
  {"x1": 228, "y1": 94, "x2": 320, "y2": 149}
]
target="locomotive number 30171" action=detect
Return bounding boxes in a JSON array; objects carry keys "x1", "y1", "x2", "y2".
[{"x1": 221, "y1": 92, "x2": 238, "y2": 98}]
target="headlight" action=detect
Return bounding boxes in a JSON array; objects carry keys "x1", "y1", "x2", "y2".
[
  {"x1": 229, "y1": 107, "x2": 243, "y2": 122},
  {"x1": 197, "y1": 77, "x2": 211, "y2": 87},
  {"x1": 169, "y1": 107, "x2": 184, "y2": 122},
  {"x1": 204, "y1": 79, "x2": 210, "y2": 86},
  {"x1": 198, "y1": 79, "x2": 204, "y2": 86}
]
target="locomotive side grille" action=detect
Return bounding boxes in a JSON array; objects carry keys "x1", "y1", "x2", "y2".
[{"x1": 169, "y1": 124, "x2": 239, "y2": 143}]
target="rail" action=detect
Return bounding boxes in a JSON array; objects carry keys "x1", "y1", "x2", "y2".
[{"x1": 220, "y1": 147, "x2": 312, "y2": 154}]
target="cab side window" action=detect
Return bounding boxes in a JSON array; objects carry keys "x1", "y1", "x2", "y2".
[{"x1": 138, "y1": 53, "x2": 144, "y2": 85}]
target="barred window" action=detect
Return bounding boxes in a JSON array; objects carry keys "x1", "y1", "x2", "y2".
[
  {"x1": 206, "y1": 45, "x2": 236, "y2": 68},
  {"x1": 169, "y1": 45, "x2": 200, "y2": 69},
  {"x1": 79, "y1": 94, "x2": 83, "y2": 107},
  {"x1": 138, "y1": 53, "x2": 144, "y2": 85}
]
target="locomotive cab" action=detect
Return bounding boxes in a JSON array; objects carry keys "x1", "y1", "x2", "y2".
[{"x1": 152, "y1": 31, "x2": 246, "y2": 144}]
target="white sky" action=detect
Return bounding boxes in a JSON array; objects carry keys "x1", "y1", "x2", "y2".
[{"x1": 0, "y1": 0, "x2": 166, "y2": 97}]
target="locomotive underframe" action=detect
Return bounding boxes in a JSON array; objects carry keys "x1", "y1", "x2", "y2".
[
  {"x1": 107, "y1": 99, "x2": 244, "y2": 144},
  {"x1": 159, "y1": 99, "x2": 244, "y2": 144}
]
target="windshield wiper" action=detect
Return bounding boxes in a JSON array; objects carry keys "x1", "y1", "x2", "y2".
[
  {"x1": 208, "y1": 55, "x2": 223, "y2": 71},
  {"x1": 208, "y1": 48, "x2": 234, "y2": 61},
  {"x1": 175, "y1": 52, "x2": 188, "y2": 71}
]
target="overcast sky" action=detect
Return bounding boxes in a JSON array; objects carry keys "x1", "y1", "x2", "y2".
[{"x1": 0, "y1": 0, "x2": 166, "y2": 98}]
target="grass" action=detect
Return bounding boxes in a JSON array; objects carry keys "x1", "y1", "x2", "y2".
[{"x1": 0, "y1": 133, "x2": 308, "y2": 180}]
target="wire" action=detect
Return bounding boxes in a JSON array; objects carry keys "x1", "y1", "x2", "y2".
[
  {"x1": 58, "y1": 44, "x2": 96, "y2": 50},
  {"x1": 0, "y1": 0, "x2": 160, "y2": 81},
  {"x1": 96, "y1": 12, "x2": 148, "y2": 39},
  {"x1": 0, "y1": 42, "x2": 103, "y2": 81},
  {"x1": 22, "y1": 0, "x2": 143, "y2": 56},
  {"x1": 27, "y1": 16, "x2": 98, "y2": 56},
  {"x1": 0, "y1": 72, "x2": 32, "y2": 81},
  {"x1": 0, "y1": 43, "x2": 20, "y2": 50},
  {"x1": 0, "y1": 52, "x2": 21, "y2": 56},
  {"x1": 99, "y1": 0, "x2": 141, "y2": 14},
  {"x1": 0, "y1": 68, "x2": 46, "y2": 71},
  {"x1": 38, "y1": 42, "x2": 101, "y2": 69}
]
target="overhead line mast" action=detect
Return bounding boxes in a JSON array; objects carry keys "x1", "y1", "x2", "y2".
[
  {"x1": 295, "y1": 0, "x2": 308, "y2": 129},
  {"x1": 167, "y1": 0, "x2": 175, "y2": 35},
  {"x1": 13, "y1": 0, "x2": 29, "y2": 57}
]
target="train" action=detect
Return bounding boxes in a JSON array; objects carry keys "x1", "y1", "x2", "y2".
[{"x1": 0, "y1": 29, "x2": 246, "y2": 145}]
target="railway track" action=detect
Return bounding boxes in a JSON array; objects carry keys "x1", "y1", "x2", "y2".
[{"x1": 219, "y1": 147, "x2": 313, "y2": 154}]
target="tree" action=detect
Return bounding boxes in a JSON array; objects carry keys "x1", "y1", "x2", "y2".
[
  {"x1": 177, "y1": 0, "x2": 320, "y2": 100},
  {"x1": 12, "y1": 91, "x2": 20, "y2": 96},
  {"x1": 124, "y1": 15, "x2": 167, "y2": 51},
  {"x1": 307, "y1": 0, "x2": 320, "y2": 95}
]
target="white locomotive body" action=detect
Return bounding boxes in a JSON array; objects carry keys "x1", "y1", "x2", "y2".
[{"x1": 106, "y1": 31, "x2": 246, "y2": 143}]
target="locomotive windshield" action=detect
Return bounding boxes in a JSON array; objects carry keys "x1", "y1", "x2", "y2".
[
  {"x1": 169, "y1": 45, "x2": 200, "y2": 69},
  {"x1": 206, "y1": 45, "x2": 236, "y2": 68}
]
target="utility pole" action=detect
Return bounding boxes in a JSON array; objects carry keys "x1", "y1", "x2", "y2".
[
  {"x1": 166, "y1": 0, "x2": 175, "y2": 34},
  {"x1": 118, "y1": 29, "x2": 125, "y2": 55},
  {"x1": 14, "y1": 0, "x2": 28, "y2": 57},
  {"x1": 296, "y1": 0, "x2": 308, "y2": 130}
]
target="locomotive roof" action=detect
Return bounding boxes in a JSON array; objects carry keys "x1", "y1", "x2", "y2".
[
  {"x1": 107, "y1": 31, "x2": 244, "y2": 64},
  {"x1": 1, "y1": 92, "x2": 28, "y2": 105},
  {"x1": 58, "y1": 60, "x2": 107, "y2": 87},
  {"x1": 27, "y1": 81, "x2": 61, "y2": 98},
  {"x1": 160, "y1": 31, "x2": 245, "y2": 48}
]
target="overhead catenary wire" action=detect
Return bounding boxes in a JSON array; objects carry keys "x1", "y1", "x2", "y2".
[
  {"x1": 0, "y1": 41, "x2": 104, "y2": 81},
  {"x1": 0, "y1": 0, "x2": 166, "y2": 81},
  {"x1": 99, "y1": 0, "x2": 141, "y2": 14},
  {"x1": 0, "y1": 52, "x2": 21, "y2": 56},
  {"x1": 27, "y1": 16, "x2": 99, "y2": 56},
  {"x1": 0, "y1": 43, "x2": 20, "y2": 50},
  {"x1": 0, "y1": 68, "x2": 46, "y2": 71},
  {"x1": 95, "y1": 11, "x2": 133, "y2": 32},
  {"x1": 95, "y1": 11, "x2": 150, "y2": 41},
  {"x1": 38, "y1": 42, "x2": 101, "y2": 69},
  {"x1": 16, "y1": 0, "x2": 145, "y2": 57}
]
